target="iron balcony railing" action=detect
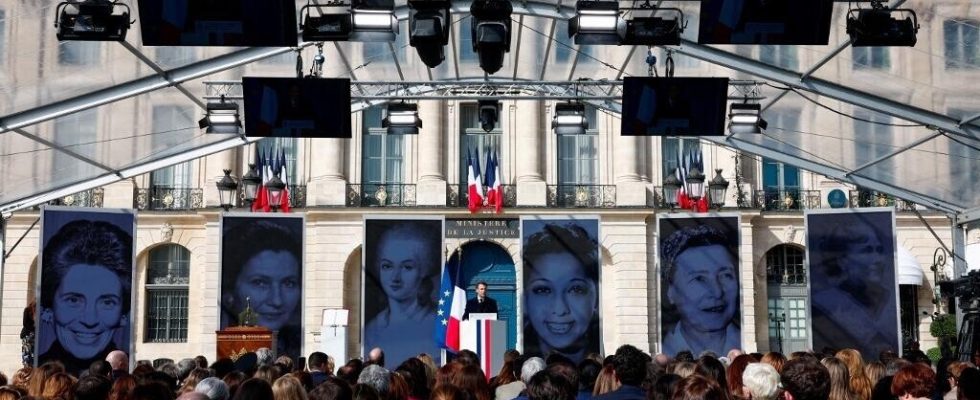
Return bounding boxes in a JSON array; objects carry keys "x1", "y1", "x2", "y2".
[
  {"x1": 547, "y1": 185, "x2": 617, "y2": 208},
  {"x1": 135, "y1": 187, "x2": 204, "y2": 211},
  {"x1": 447, "y1": 184, "x2": 517, "y2": 208},
  {"x1": 238, "y1": 184, "x2": 307, "y2": 209},
  {"x1": 346, "y1": 183, "x2": 417, "y2": 207},
  {"x1": 35, "y1": 188, "x2": 104, "y2": 209},
  {"x1": 754, "y1": 189, "x2": 821, "y2": 211},
  {"x1": 849, "y1": 190, "x2": 916, "y2": 211}
]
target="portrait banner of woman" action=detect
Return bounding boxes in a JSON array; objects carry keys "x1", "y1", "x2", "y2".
[
  {"x1": 37, "y1": 207, "x2": 136, "y2": 376},
  {"x1": 658, "y1": 214, "x2": 741, "y2": 357},
  {"x1": 521, "y1": 216, "x2": 601, "y2": 364},
  {"x1": 220, "y1": 215, "x2": 305, "y2": 361},
  {"x1": 806, "y1": 208, "x2": 899, "y2": 357},
  {"x1": 363, "y1": 217, "x2": 444, "y2": 367}
]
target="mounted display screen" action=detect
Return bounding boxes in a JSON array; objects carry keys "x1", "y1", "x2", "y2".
[
  {"x1": 620, "y1": 77, "x2": 729, "y2": 136},
  {"x1": 697, "y1": 0, "x2": 834, "y2": 45},
  {"x1": 138, "y1": 0, "x2": 298, "y2": 46},
  {"x1": 242, "y1": 77, "x2": 352, "y2": 138}
]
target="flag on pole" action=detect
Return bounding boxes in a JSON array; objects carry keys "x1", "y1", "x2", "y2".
[
  {"x1": 487, "y1": 151, "x2": 503, "y2": 213},
  {"x1": 252, "y1": 147, "x2": 269, "y2": 212},
  {"x1": 466, "y1": 149, "x2": 484, "y2": 213},
  {"x1": 434, "y1": 251, "x2": 466, "y2": 353},
  {"x1": 278, "y1": 148, "x2": 292, "y2": 213},
  {"x1": 484, "y1": 148, "x2": 497, "y2": 210}
]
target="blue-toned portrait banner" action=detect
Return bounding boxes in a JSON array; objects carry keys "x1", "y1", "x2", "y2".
[
  {"x1": 806, "y1": 208, "x2": 899, "y2": 357},
  {"x1": 363, "y1": 217, "x2": 444, "y2": 367},
  {"x1": 521, "y1": 216, "x2": 601, "y2": 364},
  {"x1": 38, "y1": 207, "x2": 136, "y2": 376},
  {"x1": 658, "y1": 214, "x2": 741, "y2": 357},
  {"x1": 220, "y1": 215, "x2": 305, "y2": 361}
]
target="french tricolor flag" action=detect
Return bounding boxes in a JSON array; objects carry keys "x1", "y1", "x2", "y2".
[
  {"x1": 467, "y1": 148, "x2": 484, "y2": 214},
  {"x1": 435, "y1": 252, "x2": 466, "y2": 352}
]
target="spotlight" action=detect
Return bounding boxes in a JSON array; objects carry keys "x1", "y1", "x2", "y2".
[
  {"x1": 55, "y1": 0, "x2": 131, "y2": 41},
  {"x1": 846, "y1": 5, "x2": 919, "y2": 47},
  {"x1": 470, "y1": 0, "x2": 513, "y2": 75},
  {"x1": 618, "y1": 7, "x2": 683, "y2": 46},
  {"x1": 382, "y1": 103, "x2": 422, "y2": 135},
  {"x1": 552, "y1": 102, "x2": 588, "y2": 135},
  {"x1": 478, "y1": 100, "x2": 500, "y2": 132},
  {"x1": 409, "y1": 0, "x2": 451, "y2": 68},
  {"x1": 199, "y1": 97, "x2": 242, "y2": 134},
  {"x1": 300, "y1": 2, "x2": 398, "y2": 42},
  {"x1": 728, "y1": 103, "x2": 767, "y2": 134},
  {"x1": 569, "y1": 1, "x2": 623, "y2": 45}
]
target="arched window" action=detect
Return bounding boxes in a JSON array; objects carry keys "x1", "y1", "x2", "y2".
[
  {"x1": 766, "y1": 244, "x2": 805, "y2": 285},
  {"x1": 145, "y1": 244, "x2": 190, "y2": 342}
]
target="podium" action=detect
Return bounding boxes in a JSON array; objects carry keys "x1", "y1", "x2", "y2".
[
  {"x1": 216, "y1": 326, "x2": 275, "y2": 361},
  {"x1": 319, "y1": 309, "x2": 349, "y2": 363},
  {"x1": 460, "y1": 316, "x2": 506, "y2": 379}
]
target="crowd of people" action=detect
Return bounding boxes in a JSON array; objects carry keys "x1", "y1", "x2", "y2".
[{"x1": 2, "y1": 344, "x2": 980, "y2": 400}]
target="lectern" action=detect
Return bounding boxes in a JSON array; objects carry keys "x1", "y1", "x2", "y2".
[
  {"x1": 216, "y1": 326, "x2": 275, "y2": 361},
  {"x1": 460, "y1": 314, "x2": 506, "y2": 379},
  {"x1": 320, "y1": 309, "x2": 349, "y2": 363}
]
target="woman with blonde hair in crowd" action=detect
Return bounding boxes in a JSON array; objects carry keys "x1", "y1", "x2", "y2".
[
  {"x1": 822, "y1": 358, "x2": 857, "y2": 400},
  {"x1": 594, "y1": 364, "x2": 620, "y2": 396},
  {"x1": 179, "y1": 368, "x2": 212, "y2": 396},
  {"x1": 673, "y1": 362, "x2": 697, "y2": 379},
  {"x1": 272, "y1": 376, "x2": 308, "y2": 400},
  {"x1": 0, "y1": 386, "x2": 27, "y2": 400},
  {"x1": 10, "y1": 367, "x2": 32, "y2": 389},
  {"x1": 416, "y1": 353, "x2": 437, "y2": 390},
  {"x1": 28, "y1": 361, "x2": 63, "y2": 397},
  {"x1": 836, "y1": 349, "x2": 873, "y2": 400},
  {"x1": 760, "y1": 353, "x2": 786, "y2": 374},
  {"x1": 40, "y1": 371, "x2": 76, "y2": 400},
  {"x1": 864, "y1": 361, "x2": 885, "y2": 388}
]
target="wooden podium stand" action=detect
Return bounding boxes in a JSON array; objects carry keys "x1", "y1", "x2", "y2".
[{"x1": 216, "y1": 326, "x2": 275, "y2": 361}]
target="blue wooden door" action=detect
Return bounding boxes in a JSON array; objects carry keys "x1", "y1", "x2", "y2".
[{"x1": 452, "y1": 241, "x2": 517, "y2": 351}]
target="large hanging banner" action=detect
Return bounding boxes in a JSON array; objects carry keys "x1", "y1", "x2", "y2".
[
  {"x1": 521, "y1": 216, "x2": 601, "y2": 364},
  {"x1": 658, "y1": 214, "x2": 741, "y2": 357},
  {"x1": 220, "y1": 214, "x2": 305, "y2": 361},
  {"x1": 38, "y1": 207, "x2": 136, "y2": 376},
  {"x1": 806, "y1": 208, "x2": 899, "y2": 356},
  {"x1": 363, "y1": 217, "x2": 444, "y2": 367}
]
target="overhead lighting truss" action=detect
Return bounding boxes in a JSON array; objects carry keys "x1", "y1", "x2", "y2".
[{"x1": 55, "y1": 0, "x2": 132, "y2": 41}]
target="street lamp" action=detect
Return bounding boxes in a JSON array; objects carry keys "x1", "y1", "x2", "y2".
[
  {"x1": 685, "y1": 167, "x2": 706, "y2": 211},
  {"x1": 663, "y1": 169, "x2": 681, "y2": 210},
  {"x1": 215, "y1": 169, "x2": 238, "y2": 212},
  {"x1": 708, "y1": 169, "x2": 730, "y2": 210},
  {"x1": 266, "y1": 173, "x2": 286, "y2": 212},
  {"x1": 241, "y1": 164, "x2": 262, "y2": 208}
]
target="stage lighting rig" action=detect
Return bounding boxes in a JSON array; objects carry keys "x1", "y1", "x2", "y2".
[
  {"x1": 478, "y1": 100, "x2": 501, "y2": 132},
  {"x1": 55, "y1": 0, "x2": 131, "y2": 41},
  {"x1": 382, "y1": 103, "x2": 423, "y2": 135},
  {"x1": 301, "y1": 0, "x2": 398, "y2": 42},
  {"x1": 408, "y1": 0, "x2": 451, "y2": 68},
  {"x1": 552, "y1": 102, "x2": 589, "y2": 135},
  {"x1": 198, "y1": 96, "x2": 242, "y2": 134},
  {"x1": 619, "y1": 6, "x2": 684, "y2": 46},
  {"x1": 846, "y1": 0, "x2": 918, "y2": 47},
  {"x1": 728, "y1": 103, "x2": 767, "y2": 134},
  {"x1": 569, "y1": 1, "x2": 623, "y2": 45},
  {"x1": 470, "y1": 0, "x2": 513, "y2": 75}
]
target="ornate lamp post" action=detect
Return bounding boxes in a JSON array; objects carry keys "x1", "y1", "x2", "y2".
[
  {"x1": 241, "y1": 164, "x2": 262, "y2": 208},
  {"x1": 685, "y1": 167, "x2": 706, "y2": 211},
  {"x1": 663, "y1": 169, "x2": 682, "y2": 210},
  {"x1": 708, "y1": 169, "x2": 730, "y2": 210},
  {"x1": 215, "y1": 169, "x2": 238, "y2": 212},
  {"x1": 266, "y1": 173, "x2": 286, "y2": 212}
]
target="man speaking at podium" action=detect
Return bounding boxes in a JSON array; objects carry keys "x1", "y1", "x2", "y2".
[{"x1": 463, "y1": 281, "x2": 498, "y2": 320}]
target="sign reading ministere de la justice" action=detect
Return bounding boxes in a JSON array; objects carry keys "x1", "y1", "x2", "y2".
[{"x1": 446, "y1": 219, "x2": 520, "y2": 239}]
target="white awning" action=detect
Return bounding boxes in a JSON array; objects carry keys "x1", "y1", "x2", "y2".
[{"x1": 897, "y1": 246, "x2": 925, "y2": 286}]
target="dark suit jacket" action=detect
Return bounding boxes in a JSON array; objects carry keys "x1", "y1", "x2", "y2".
[
  {"x1": 592, "y1": 385, "x2": 646, "y2": 400},
  {"x1": 463, "y1": 296, "x2": 498, "y2": 320}
]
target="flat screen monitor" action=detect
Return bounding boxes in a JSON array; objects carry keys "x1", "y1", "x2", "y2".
[
  {"x1": 697, "y1": 0, "x2": 834, "y2": 45},
  {"x1": 242, "y1": 77, "x2": 352, "y2": 138},
  {"x1": 620, "y1": 77, "x2": 729, "y2": 137},
  {"x1": 137, "y1": 0, "x2": 298, "y2": 46}
]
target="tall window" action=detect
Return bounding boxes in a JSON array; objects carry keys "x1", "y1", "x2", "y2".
[
  {"x1": 766, "y1": 245, "x2": 805, "y2": 285},
  {"x1": 53, "y1": 110, "x2": 97, "y2": 173},
  {"x1": 853, "y1": 109, "x2": 893, "y2": 169},
  {"x1": 759, "y1": 45, "x2": 798, "y2": 70},
  {"x1": 766, "y1": 244, "x2": 809, "y2": 354},
  {"x1": 58, "y1": 41, "x2": 101, "y2": 66},
  {"x1": 459, "y1": 103, "x2": 502, "y2": 189},
  {"x1": 145, "y1": 244, "x2": 190, "y2": 342},
  {"x1": 662, "y1": 137, "x2": 700, "y2": 179},
  {"x1": 257, "y1": 138, "x2": 301, "y2": 185},
  {"x1": 852, "y1": 46, "x2": 890, "y2": 70},
  {"x1": 458, "y1": 17, "x2": 478, "y2": 63},
  {"x1": 557, "y1": 106, "x2": 598, "y2": 184},
  {"x1": 944, "y1": 19, "x2": 980, "y2": 69},
  {"x1": 150, "y1": 106, "x2": 193, "y2": 188},
  {"x1": 361, "y1": 106, "x2": 404, "y2": 185}
]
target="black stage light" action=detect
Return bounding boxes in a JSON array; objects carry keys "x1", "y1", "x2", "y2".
[
  {"x1": 569, "y1": 1, "x2": 623, "y2": 45},
  {"x1": 198, "y1": 98, "x2": 242, "y2": 134},
  {"x1": 409, "y1": 0, "x2": 451, "y2": 68},
  {"x1": 728, "y1": 103, "x2": 767, "y2": 135},
  {"x1": 56, "y1": 0, "x2": 131, "y2": 41},
  {"x1": 301, "y1": 2, "x2": 397, "y2": 42},
  {"x1": 478, "y1": 100, "x2": 500, "y2": 132},
  {"x1": 619, "y1": 8, "x2": 683, "y2": 46},
  {"x1": 552, "y1": 102, "x2": 588, "y2": 135},
  {"x1": 470, "y1": 0, "x2": 513, "y2": 75},
  {"x1": 846, "y1": 6, "x2": 919, "y2": 47},
  {"x1": 382, "y1": 103, "x2": 422, "y2": 135}
]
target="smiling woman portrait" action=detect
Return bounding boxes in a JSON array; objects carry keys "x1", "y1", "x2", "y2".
[
  {"x1": 38, "y1": 209, "x2": 135, "y2": 377},
  {"x1": 221, "y1": 216, "x2": 304, "y2": 361},
  {"x1": 521, "y1": 218, "x2": 601, "y2": 364}
]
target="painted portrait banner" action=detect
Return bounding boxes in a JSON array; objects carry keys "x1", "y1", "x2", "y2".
[
  {"x1": 38, "y1": 207, "x2": 136, "y2": 376},
  {"x1": 658, "y1": 214, "x2": 741, "y2": 357},
  {"x1": 521, "y1": 216, "x2": 601, "y2": 364},
  {"x1": 806, "y1": 208, "x2": 899, "y2": 357},
  {"x1": 220, "y1": 214, "x2": 305, "y2": 361},
  {"x1": 363, "y1": 217, "x2": 444, "y2": 367}
]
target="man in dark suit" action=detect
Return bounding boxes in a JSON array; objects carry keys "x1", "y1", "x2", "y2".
[{"x1": 463, "y1": 281, "x2": 498, "y2": 320}]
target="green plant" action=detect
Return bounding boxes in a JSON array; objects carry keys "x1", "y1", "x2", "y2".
[
  {"x1": 930, "y1": 313, "x2": 958, "y2": 338},
  {"x1": 926, "y1": 347, "x2": 941, "y2": 364}
]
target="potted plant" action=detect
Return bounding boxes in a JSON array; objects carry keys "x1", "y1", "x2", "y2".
[{"x1": 930, "y1": 313, "x2": 958, "y2": 358}]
